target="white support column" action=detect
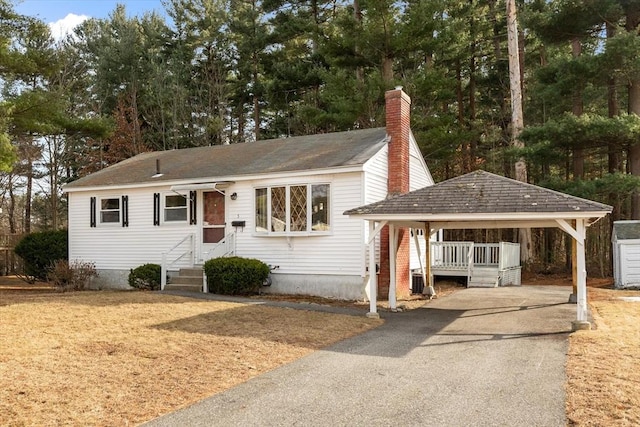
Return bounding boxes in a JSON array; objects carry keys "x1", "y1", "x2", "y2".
[
  {"x1": 389, "y1": 223, "x2": 397, "y2": 311},
  {"x1": 367, "y1": 221, "x2": 379, "y2": 318},
  {"x1": 425, "y1": 223, "x2": 436, "y2": 296},
  {"x1": 557, "y1": 218, "x2": 591, "y2": 330},
  {"x1": 574, "y1": 219, "x2": 590, "y2": 330}
]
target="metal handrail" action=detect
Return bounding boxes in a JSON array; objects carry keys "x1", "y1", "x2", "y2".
[{"x1": 161, "y1": 233, "x2": 195, "y2": 290}]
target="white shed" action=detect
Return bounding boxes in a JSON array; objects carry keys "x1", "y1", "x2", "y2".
[{"x1": 612, "y1": 220, "x2": 640, "y2": 289}]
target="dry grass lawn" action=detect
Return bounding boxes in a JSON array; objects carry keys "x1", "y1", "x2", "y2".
[
  {"x1": 6, "y1": 274, "x2": 640, "y2": 426},
  {"x1": 566, "y1": 283, "x2": 640, "y2": 426},
  {"x1": 0, "y1": 285, "x2": 382, "y2": 426}
]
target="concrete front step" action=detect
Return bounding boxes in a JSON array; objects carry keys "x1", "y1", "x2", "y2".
[
  {"x1": 179, "y1": 267, "x2": 204, "y2": 277},
  {"x1": 171, "y1": 275, "x2": 203, "y2": 286},
  {"x1": 165, "y1": 267, "x2": 204, "y2": 292},
  {"x1": 164, "y1": 283, "x2": 202, "y2": 292}
]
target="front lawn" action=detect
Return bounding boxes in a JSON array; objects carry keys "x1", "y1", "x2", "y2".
[
  {"x1": 0, "y1": 290, "x2": 382, "y2": 426},
  {"x1": 566, "y1": 286, "x2": 640, "y2": 426}
]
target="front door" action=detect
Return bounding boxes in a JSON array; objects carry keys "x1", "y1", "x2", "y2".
[{"x1": 202, "y1": 191, "x2": 226, "y2": 259}]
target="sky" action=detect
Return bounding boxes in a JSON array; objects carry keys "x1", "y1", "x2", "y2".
[{"x1": 14, "y1": 1, "x2": 167, "y2": 39}]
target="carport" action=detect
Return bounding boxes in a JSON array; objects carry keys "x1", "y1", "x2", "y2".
[{"x1": 345, "y1": 170, "x2": 612, "y2": 330}]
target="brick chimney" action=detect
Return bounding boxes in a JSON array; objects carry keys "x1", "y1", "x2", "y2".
[{"x1": 378, "y1": 87, "x2": 411, "y2": 299}]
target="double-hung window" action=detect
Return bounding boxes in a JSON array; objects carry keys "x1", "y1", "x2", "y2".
[
  {"x1": 164, "y1": 194, "x2": 188, "y2": 222},
  {"x1": 100, "y1": 197, "x2": 120, "y2": 224},
  {"x1": 255, "y1": 184, "x2": 330, "y2": 234}
]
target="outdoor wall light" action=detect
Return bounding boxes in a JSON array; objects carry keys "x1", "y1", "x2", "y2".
[{"x1": 230, "y1": 192, "x2": 238, "y2": 200}]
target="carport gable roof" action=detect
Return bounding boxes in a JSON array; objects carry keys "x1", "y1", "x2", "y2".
[{"x1": 344, "y1": 170, "x2": 612, "y2": 222}]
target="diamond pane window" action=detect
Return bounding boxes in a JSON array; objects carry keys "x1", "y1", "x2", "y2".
[
  {"x1": 271, "y1": 187, "x2": 286, "y2": 232},
  {"x1": 290, "y1": 185, "x2": 307, "y2": 232},
  {"x1": 256, "y1": 184, "x2": 330, "y2": 235}
]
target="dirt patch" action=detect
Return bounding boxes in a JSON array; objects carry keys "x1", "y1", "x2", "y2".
[
  {"x1": 0, "y1": 291, "x2": 382, "y2": 426},
  {"x1": 0, "y1": 275, "x2": 55, "y2": 297},
  {"x1": 521, "y1": 271, "x2": 613, "y2": 288},
  {"x1": 255, "y1": 279, "x2": 464, "y2": 312}
]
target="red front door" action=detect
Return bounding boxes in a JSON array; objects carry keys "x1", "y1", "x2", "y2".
[{"x1": 203, "y1": 191, "x2": 225, "y2": 244}]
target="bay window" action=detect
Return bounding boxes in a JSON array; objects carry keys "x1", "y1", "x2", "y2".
[{"x1": 255, "y1": 184, "x2": 330, "y2": 234}]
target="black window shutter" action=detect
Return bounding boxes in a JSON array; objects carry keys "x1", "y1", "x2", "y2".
[
  {"x1": 153, "y1": 193, "x2": 160, "y2": 226},
  {"x1": 90, "y1": 197, "x2": 96, "y2": 227},
  {"x1": 189, "y1": 191, "x2": 197, "y2": 225},
  {"x1": 122, "y1": 195, "x2": 129, "y2": 227}
]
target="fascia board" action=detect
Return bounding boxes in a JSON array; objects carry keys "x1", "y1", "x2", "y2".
[
  {"x1": 346, "y1": 211, "x2": 612, "y2": 222},
  {"x1": 63, "y1": 165, "x2": 365, "y2": 193}
]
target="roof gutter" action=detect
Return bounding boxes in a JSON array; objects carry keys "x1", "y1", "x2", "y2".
[{"x1": 169, "y1": 181, "x2": 234, "y2": 192}]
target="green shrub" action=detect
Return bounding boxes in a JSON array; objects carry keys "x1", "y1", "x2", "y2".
[
  {"x1": 14, "y1": 229, "x2": 68, "y2": 282},
  {"x1": 204, "y1": 256, "x2": 270, "y2": 295},
  {"x1": 48, "y1": 259, "x2": 98, "y2": 292},
  {"x1": 128, "y1": 263, "x2": 162, "y2": 290}
]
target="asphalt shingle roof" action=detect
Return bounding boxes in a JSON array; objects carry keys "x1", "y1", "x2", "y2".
[
  {"x1": 64, "y1": 128, "x2": 387, "y2": 189},
  {"x1": 344, "y1": 170, "x2": 612, "y2": 216},
  {"x1": 613, "y1": 221, "x2": 640, "y2": 240}
]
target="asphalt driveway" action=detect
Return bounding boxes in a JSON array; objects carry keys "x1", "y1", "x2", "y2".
[{"x1": 145, "y1": 285, "x2": 575, "y2": 426}]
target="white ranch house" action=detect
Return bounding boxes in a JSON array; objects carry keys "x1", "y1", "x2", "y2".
[{"x1": 63, "y1": 88, "x2": 435, "y2": 300}]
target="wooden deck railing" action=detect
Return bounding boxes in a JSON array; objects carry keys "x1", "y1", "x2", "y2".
[
  {"x1": 431, "y1": 242, "x2": 511, "y2": 270},
  {"x1": 431, "y1": 241, "x2": 473, "y2": 270},
  {"x1": 499, "y1": 242, "x2": 520, "y2": 270}
]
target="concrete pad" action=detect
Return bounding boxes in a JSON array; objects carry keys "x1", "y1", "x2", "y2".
[{"x1": 145, "y1": 286, "x2": 574, "y2": 427}]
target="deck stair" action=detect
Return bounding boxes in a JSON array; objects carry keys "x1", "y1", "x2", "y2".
[
  {"x1": 429, "y1": 241, "x2": 520, "y2": 288},
  {"x1": 164, "y1": 267, "x2": 203, "y2": 292},
  {"x1": 468, "y1": 266, "x2": 500, "y2": 288}
]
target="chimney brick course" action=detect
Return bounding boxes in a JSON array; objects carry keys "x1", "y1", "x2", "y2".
[{"x1": 378, "y1": 88, "x2": 411, "y2": 299}]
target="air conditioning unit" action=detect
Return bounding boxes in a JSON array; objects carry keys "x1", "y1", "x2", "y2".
[{"x1": 411, "y1": 272, "x2": 424, "y2": 295}]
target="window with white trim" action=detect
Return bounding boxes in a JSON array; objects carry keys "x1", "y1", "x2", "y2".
[
  {"x1": 255, "y1": 184, "x2": 330, "y2": 234},
  {"x1": 100, "y1": 197, "x2": 120, "y2": 224},
  {"x1": 164, "y1": 194, "x2": 188, "y2": 222}
]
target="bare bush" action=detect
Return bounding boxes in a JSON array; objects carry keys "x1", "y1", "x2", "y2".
[{"x1": 48, "y1": 260, "x2": 98, "y2": 292}]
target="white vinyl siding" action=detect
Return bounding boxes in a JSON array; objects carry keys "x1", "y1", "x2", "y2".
[
  {"x1": 614, "y1": 241, "x2": 640, "y2": 288},
  {"x1": 233, "y1": 172, "x2": 364, "y2": 276},
  {"x1": 362, "y1": 145, "x2": 388, "y2": 270},
  {"x1": 69, "y1": 187, "x2": 197, "y2": 270},
  {"x1": 68, "y1": 172, "x2": 368, "y2": 278},
  {"x1": 410, "y1": 134, "x2": 433, "y2": 190}
]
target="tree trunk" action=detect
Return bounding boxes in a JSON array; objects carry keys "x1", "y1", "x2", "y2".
[
  {"x1": 469, "y1": 14, "x2": 477, "y2": 166},
  {"x1": 507, "y1": 0, "x2": 531, "y2": 263},
  {"x1": 24, "y1": 162, "x2": 32, "y2": 234},
  {"x1": 455, "y1": 60, "x2": 469, "y2": 172},
  {"x1": 253, "y1": 59, "x2": 261, "y2": 141},
  {"x1": 382, "y1": 55, "x2": 393, "y2": 84},
  {"x1": 354, "y1": 0, "x2": 364, "y2": 83},
  {"x1": 627, "y1": 9, "x2": 640, "y2": 219},
  {"x1": 571, "y1": 37, "x2": 585, "y2": 179},
  {"x1": 8, "y1": 175, "x2": 16, "y2": 234}
]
